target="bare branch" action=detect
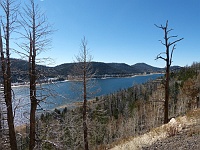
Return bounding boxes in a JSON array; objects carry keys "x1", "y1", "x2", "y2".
[
  {"x1": 167, "y1": 28, "x2": 173, "y2": 34},
  {"x1": 154, "y1": 23, "x2": 166, "y2": 30},
  {"x1": 167, "y1": 35, "x2": 178, "y2": 40},
  {"x1": 156, "y1": 56, "x2": 167, "y2": 61},
  {"x1": 169, "y1": 38, "x2": 184, "y2": 46},
  {"x1": 155, "y1": 52, "x2": 167, "y2": 61},
  {"x1": 159, "y1": 40, "x2": 165, "y2": 46}
]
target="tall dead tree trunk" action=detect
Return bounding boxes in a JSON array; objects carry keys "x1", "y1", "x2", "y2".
[
  {"x1": 155, "y1": 20, "x2": 183, "y2": 124},
  {"x1": 1, "y1": 28, "x2": 17, "y2": 150},
  {"x1": 0, "y1": 0, "x2": 19, "y2": 149},
  {"x1": 83, "y1": 41, "x2": 89, "y2": 150},
  {"x1": 0, "y1": 26, "x2": 6, "y2": 138},
  {"x1": 28, "y1": 2, "x2": 37, "y2": 148},
  {"x1": 29, "y1": 32, "x2": 37, "y2": 150},
  {"x1": 72, "y1": 37, "x2": 95, "y2": 150},
  {"x1": 18, "y1": 0, "x2": 52, "y2": 149}
]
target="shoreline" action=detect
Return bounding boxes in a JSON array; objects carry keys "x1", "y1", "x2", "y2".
[
  {"x1": 11, "y1": 73, "x2": 163, "y2": 126},
  {"x1": 10, "y1": 73, "x2": 164, "y2": 88},
  {"x1": 11, "y1": 80, "x2": 69, "y2": 88}
]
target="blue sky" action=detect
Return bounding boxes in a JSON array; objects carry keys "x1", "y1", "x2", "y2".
[{"x1": 16, "y1": 0, "x2": 200, "y2": 67}]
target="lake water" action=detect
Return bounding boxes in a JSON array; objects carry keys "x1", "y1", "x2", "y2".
[{"x1": 12, "y1": 73, "x2": 163, "y2": 125}]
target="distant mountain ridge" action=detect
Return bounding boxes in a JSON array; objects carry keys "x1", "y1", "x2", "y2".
[
  {"x1": 0, "y1": 58, "x2": 181, "y2": 82},
  {"x1": 53, "y1": 62, "x2": 161, "y2": 76},
  {"x1": 54, "y1": 62, "x2": 181, "y2": 76},
  {"x1": 132, "y1": 63, "x2": 163, "y2": 73}
]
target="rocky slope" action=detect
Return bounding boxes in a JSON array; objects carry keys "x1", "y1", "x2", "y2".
[{"x1": 109, "y1": 109, "x2": 200, "y2": 150}]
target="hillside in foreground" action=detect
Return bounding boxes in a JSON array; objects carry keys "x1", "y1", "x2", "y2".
[{"x1": 110, "y1": 109, "x2": 200, "y2": 150}]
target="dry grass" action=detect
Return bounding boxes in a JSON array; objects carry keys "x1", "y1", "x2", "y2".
[
  {"x1": 166, "y1": 125, "x2": 178, "y2": 137},
  {"x1": 109, "y1": 108, "x2": 200, "y2": 150},
  {"x1": 15, "y1": 124, "x2": 27, "y2": 137},
  {"x1": 186, "y1": 108, "x2": 200, "y2": 120}
]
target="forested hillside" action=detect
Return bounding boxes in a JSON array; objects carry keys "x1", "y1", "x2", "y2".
[
  {"x1": 0, "y1": 58, "x2": 181, "y2": 83},
  {"x1": 13, "y1": 62, "x2": 200, "y2": 149}
]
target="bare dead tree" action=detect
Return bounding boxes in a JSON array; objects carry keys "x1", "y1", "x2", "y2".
[
  {"x1": 0, "y1": 0, "x2": 20, "y2": 149},
  {"x1": 17, "y1": 0, "x2": 52, "y2": 149},
  {"x1": 155, "y1": 20, "x2": 183, "y2": 124},
  {"x1": 71, "y1": 37, "x2": 96, "y2": 150}
]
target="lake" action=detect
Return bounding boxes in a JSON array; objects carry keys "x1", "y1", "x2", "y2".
[{"x1": 12, "y1": 73, "x2": 163, "y2": 125}]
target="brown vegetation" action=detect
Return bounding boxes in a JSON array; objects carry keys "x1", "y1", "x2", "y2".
[{"x1": 10, "y1": 64, "x2": 200, "y2": 150}]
